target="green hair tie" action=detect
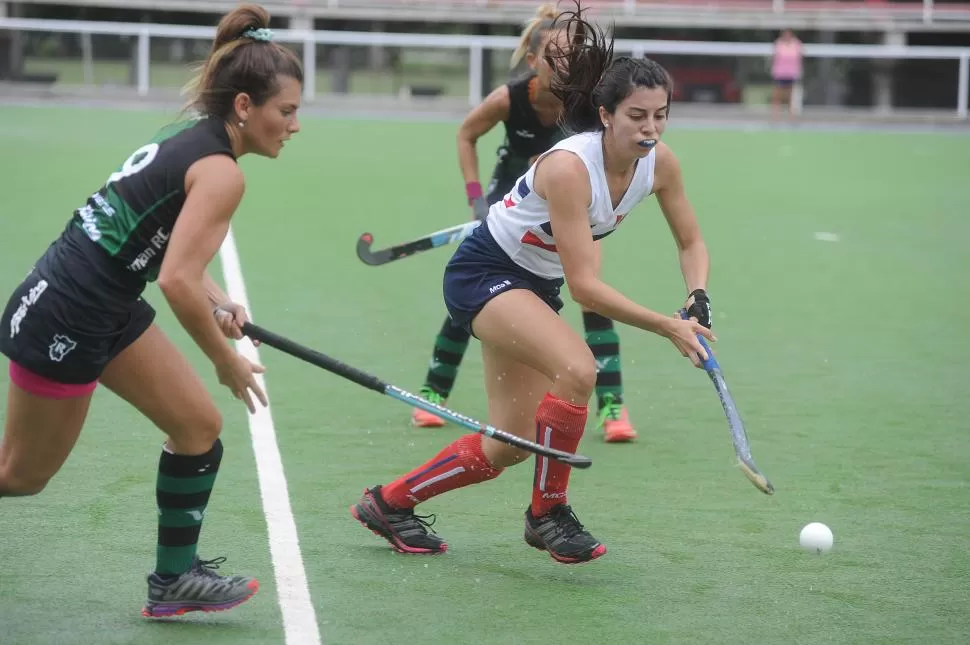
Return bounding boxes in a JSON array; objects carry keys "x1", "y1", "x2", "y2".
[{"x1": 241, "y1": 28, "x2": 274, "y2": 42}]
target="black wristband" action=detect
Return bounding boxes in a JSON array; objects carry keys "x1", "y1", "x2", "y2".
[{"x1": 687, "y1": 289, "x2": 712, "y2": 329}]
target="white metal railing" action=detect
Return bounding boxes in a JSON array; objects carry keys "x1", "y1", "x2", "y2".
[
  {"x1": 1, "y1": 17, "x2": 968, "y2": 118},
  {"x1": 11, "y1": 0, "x2": 970, "y2": 27}
]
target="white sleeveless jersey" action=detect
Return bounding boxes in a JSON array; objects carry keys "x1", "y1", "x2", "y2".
[{"x1": 486, "y1": 131, "x2": 657, "y2": 279}]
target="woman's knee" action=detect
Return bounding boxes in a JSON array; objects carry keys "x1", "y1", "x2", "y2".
[
  {"x1": 166, "y1": 404, "x2": 223, "y2": 453},
  {"x1": 197, "y1": 406, "x2": 223, "y2": 444},
  {"x1": 551, "y1": 349, "x2": 597, "y2": 403}
]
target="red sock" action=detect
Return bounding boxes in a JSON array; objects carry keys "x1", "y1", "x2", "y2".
[
  {"x1": 532, "y1": 393, "x2": 588, "y2": 517},
  {"x1": 381, "y1": 433, "x2": 503, "y2": 509}
]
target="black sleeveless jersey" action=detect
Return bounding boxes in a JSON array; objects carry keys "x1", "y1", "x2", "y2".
[
  {"x1": 35, "y1": 117, "x2": 235, "y2": 307},
  {"x1": 486, "y1": 73, "x2": 566, "y2": 203}
]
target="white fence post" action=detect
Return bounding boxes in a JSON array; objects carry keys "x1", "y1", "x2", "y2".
[
  {"x1": 80, "y1": 31, "x2": 94, "y2": 85},
  {"x1": 469, "y1": 41, "x2": 483, "y2": 107},
  {"x1": 303, "y1": 34, "x2": 316, "y2": 102},
  {"x1": 137, "y1": 28, "x2": 150, "y2": 96},
  {"x1": 958, "y1": 54, "x2": 969, "y2": 119},
  {"x1": 290, "y1": 15, "x2": 315, "y2": 102},
  {"x1": 792, "y1": 83, "x2": 804, "y2": 115}
]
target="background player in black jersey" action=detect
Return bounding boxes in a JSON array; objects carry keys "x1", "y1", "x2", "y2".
[
  {"x1": 411, "y1": 3, "x2": 639, "y2": 443},
  {"x1": 0, "y1": 3, "x2": 301, "y2": 619}
]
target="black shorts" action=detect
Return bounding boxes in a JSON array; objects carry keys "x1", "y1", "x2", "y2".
[
  {"x1": 0, "y1": 268, "x2": 155, "y2": 385},
  {"x1": 486, "y1": 176, "x2": 514, "y2": 206},
  {"x1": 774, "y1": 78, "x2": 796, "y2": 88},
  {"x1": 442, "y1": 221, "x2": 564, "y2": 336},
  {"x1": 486, "y1": 158, "x2": 528, "y2": 206}
]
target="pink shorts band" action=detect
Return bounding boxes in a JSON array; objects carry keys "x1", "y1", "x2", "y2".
[{"x1": 9, "y1": 361, "x2": 98, "y2": 399}]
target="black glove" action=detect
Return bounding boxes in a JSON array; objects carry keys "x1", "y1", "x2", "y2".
[
  {"x1": 685, "y1": 289, "x2": 712, "y2": 329},
  {"x1": 471, "y1": 196, "x2": 489, "y2": 222}
]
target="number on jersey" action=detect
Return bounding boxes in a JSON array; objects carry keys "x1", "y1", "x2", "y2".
[{"x1": 106, "y1": 143, "x2": 160, "y2": 186}]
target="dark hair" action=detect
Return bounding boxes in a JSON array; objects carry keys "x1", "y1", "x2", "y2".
[
  {"x1": 546, "y1": 2, "x2": 674, "y2": 133},
  {"x1": 510, "y1": 3, "x2": 559, "y2": 69},
  {"x1": 183, "y1": 3, "x2": 304, "y2": 119}
]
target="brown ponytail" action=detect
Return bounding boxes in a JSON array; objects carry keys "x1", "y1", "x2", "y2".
[
  {"x1": 547, "y1": 1, "x2": 673, "y2": 133},
  {"x1": 545, "y1": 3, "x2": 613, "y2": 133},
  {"x1": 183, "y1": 3, "x2": 303, "y2": 120}
]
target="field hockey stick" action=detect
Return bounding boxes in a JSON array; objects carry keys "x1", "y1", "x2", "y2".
[
  {"x1": 679, "y1": 309, "x2": 774, "y2": 495},
  {"x1": 356, "y1": 220, "x2": 482, "y2": 266},
  {"x1": 240, "y1": 321, "x2": 592, "y2": 469}
]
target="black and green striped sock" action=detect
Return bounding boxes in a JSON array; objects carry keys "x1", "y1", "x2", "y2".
[
  {"x1": 583, "y1": 312, "x2": 624, "y2": 411},
  {"x1": 422, "y1": 316, "x2": 471, "y2": 399},
  {"x1": 154, "y1": 438, "x2": 223, "y2": 577}
]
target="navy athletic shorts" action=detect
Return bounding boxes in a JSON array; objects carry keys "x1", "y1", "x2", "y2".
[{"x1": 443, "y1": 220, "x2": 564, "y2": 336}]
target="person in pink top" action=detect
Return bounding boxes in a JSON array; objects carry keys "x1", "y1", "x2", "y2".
[{"x1": 771, "y1": 29, "x2": 803, "y2": 119}]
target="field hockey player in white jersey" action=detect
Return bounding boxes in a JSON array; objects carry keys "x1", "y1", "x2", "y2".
[{"x1": 350, "y1": 2, "x2": 715, "y2": 564}]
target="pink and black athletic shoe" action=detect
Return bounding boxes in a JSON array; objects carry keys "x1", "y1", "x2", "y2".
[{"x1": 351, "y1": 485, "x2": 447, "y2": 555}]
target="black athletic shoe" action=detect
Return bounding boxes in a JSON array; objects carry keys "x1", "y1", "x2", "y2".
[{"x1": 524, "y1": 504, "x2": 607, "y2": 564}]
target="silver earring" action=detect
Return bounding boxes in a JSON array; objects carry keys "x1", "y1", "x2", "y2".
[{"x1": 238, "y1": 121, "x2": 245, "y2": 128}]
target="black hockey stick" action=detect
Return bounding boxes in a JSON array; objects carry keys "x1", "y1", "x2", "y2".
[{"x1": 240, "y1": 321, "x2": 592, "y2": 469}]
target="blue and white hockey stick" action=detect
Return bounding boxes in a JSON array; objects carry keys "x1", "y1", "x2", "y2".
[
  {"x1": 356, "y1": 220, "x2": 481, "y2": 266},
  {"x1": 680, "y1": 310, "x2": 774, "y2": 495}
]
